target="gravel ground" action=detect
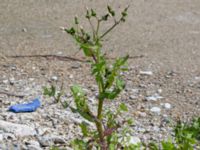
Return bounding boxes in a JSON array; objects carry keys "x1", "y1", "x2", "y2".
[{"x1": 0, "y1": 0, "x2": 200, "y2": 149}]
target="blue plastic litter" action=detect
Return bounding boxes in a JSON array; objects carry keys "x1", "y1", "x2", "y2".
[{"x1": 9, "y1": 98, "x2": 41, "y2": 113}]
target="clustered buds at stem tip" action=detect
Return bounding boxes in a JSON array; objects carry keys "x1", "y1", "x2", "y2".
[
  {"x1": 74, "y1": 15, "x2": 79, "y2": 24},
  {"x1": 107, "y1": 5, "x2": 115, "y2": 16}
]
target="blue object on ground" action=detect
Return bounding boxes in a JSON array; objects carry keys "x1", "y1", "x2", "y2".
[{"x1": 9, "y1": 98, "x2": 41, "y2": 113}]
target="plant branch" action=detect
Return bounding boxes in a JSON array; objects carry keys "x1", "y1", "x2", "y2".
[
  {"x1": 96, "y1": 19, "x2": 101, "y2": 40},
  {"x1": 100, "y1": 20, "x2": 121, "y2": 39},
  {"x1": 88, "y1": 18, "x2": 96, "y2": 40}
]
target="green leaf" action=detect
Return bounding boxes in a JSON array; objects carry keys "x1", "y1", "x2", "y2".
[
  {"x1": 119, "y1": 103, "x2": 128, "y2": 112},
  {"x1": 122, "y1": 11, "x2": 127, "y2": 17},
  {"x1": 71, "y1": 85, "x2": 95, "y2": 122},
  {"x1": 116, "y1": 78, "x2": 125, "y2": 90},
  {"x1": 65, "y1": 27, "x2": 76, "y2": 35},
  {"x1": 148, "y1": 142, "x2": 159, "y2": 150},
  {"x1": 43, "y1": 85, "x2": 56, "y2": 97},
  {"x1": 105, "y1": 72, "x2": 115, "y2": 89},
  {"x1": 109, "y1": 144, "x2": 116, "y2": 150},
  {"x1": 71, "y1": 139, "x2": 88, "y2": 150},
  {"x1": 126, "y1": 118, "x2": 134, "y2": 125},
  {"x1": 102, "y1": 14, "x2": 109, "y2": 21},
  {"x1": 99, "y1": 89, "x2": 120, "y2": 100},
  {"x1": 161, "y1": 139, "x2": 176, "y2": 150},
  {"x1": 80, "y1": 43, "x2": 99, "y2": 57},
  {"x1": 114, "y1": 55, "x2": 129, "y2": 69},
  {"x1": 50, "y1": 146, "x2": 60, "y2": 150},
  {"x1": 80, "y1": 122, "x2": 89, "y2": 137},
  {"x1": 91, "y1": 9, "x2": 96, "y2": 17}
]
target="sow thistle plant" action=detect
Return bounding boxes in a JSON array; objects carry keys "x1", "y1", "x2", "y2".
[{"x1": 64, "y1": 5, "x2": 139, "y2": 150}]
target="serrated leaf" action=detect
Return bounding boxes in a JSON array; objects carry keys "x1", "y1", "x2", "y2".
[
  {"x1": 116, "y1": 78, "x2": 125, "y2": 90},
  {"x1": 80, "y1": 43, "x2": 99, "y2": 57},
  {"x1": 71, "y1": 85, "x2": 95, "y2": 122},
  {"x1": 119, "y1": 103, "x2": 128, "y2": 112}
]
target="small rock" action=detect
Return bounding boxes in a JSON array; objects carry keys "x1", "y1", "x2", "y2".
[
  {"x1": 157, "y1": 89, "x2": 162, "y2": 93},
  {"x1": 38, "y1": 136, "x2": 65, "y2": 147},
  {"x1": 150, "y1": 107, "x2": 161, "y2": 114},
  {"x1": 140, "y1": 71, "x2": 153, "y2": 76},
  {"x1": 38, "y1": 137, "x2": 52, "y2": 147},
  {"x1": 129, "y1": 95, "x2": 137, "y2": 100},
  {"x1": 71, "y1": 63, "x2": 81, "y2": 69},
  {"x1": 135, "y1": 127, "x2": 146, "y2": 132},
  {"x1": 195, "y1": 76, "x2": 200, "y2": 80},
  {"x1": 25, "y1": 140, "x2": 40, "y2": 147},
  {"x1": 0, "y1": 134, "x2": 3, "y2": 141},
  {"x1": 29, "y1": 78, "x2": 35, "y2": 81},
  {"x1": 153, "y1": 126, "x2": 160, "y2": 132},
  {"x1": 69, "y1": 74, "x2": 73, "y2": 79},
  {"x1": 51, "y1": 76, "x2": 58, "y2": 81},
  {"x1": 57, "y1": 51, "x2": 63, "y2": 55},
  {"x1": 2, "y1": 80, "x2": 8, "y2": 84},
  {"x1": 9, "y1": 77, "x2": 15, "y2": 85},
  {"x1": 146, "y1": 93, "x2": 163, "y2": 101},
  {"x1": 22, "y1": 28, "x2": 27, "y2": 32},
  {"x1": 2, "y1": 133, "x2": 16, "y2": 140},
  {"x1": 27, "y1": 145, "x2": 43, "y2": 150},
  {"x1": 163, "y1": 103, "x2": 171, "y2": 109},
  {"x1": 138, "y1": 112, "x2": 147, "y2": 117},
  {"x1": 129, "y1": 136, "x2": 141, "y2": 145},
  {"x1": 51, "y1": 136, "x2": 66, "y2": 144},
  {"x1": 0, "y1": 120, "x2": 36, "y2": 137}
]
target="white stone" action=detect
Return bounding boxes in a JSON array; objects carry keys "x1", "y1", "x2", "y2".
[
  {"x1": 140, "y1": 71, "x2": 153, "y2": 76},
  {"x1": 51, "y1": 76, "x2": 58, "y2": 81},
  {"x1": 0, "y1": 120, "x2": 36, "y2": 137},
  {"x1": 150, "y1": 107, "x2": 161, "y2": 114},
  {"x1": 146, "y1": 93, "x2": 163, "y2": 101},
  {"x1": 195, "y1": 76, "x2": 200, "y2": 80},
  {"x1": 29, "y1": 78, "x2": 35, "y2": 81},
  {"x1": 163, "y1": 103, "x2": 171, "y2": 109},
  {"x1": 130, "y1": 95, "x2": 137, "y2": 100},
  {"x1": 2, "y1": 80, "x2": 8, "y2": 84},
  {"x1": 0, "y1": 134, "x2": 3, "y2": 141},
  {"x1": 57, "y1": 51, "x2": 63, "y2": 55},
  {"x1": 157, "y1": 89, "x2": 162, "y2": 93},
  {"x1": 69, "y1": 74, "x2": 73, "y2": 79}
]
